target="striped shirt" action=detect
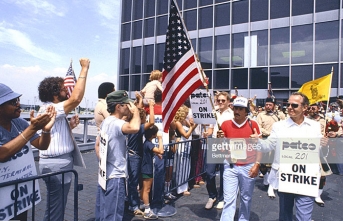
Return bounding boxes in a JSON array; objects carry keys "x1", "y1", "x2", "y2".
[{"x1": 39, "y1": 101, "x2": 75, "y2": 157}]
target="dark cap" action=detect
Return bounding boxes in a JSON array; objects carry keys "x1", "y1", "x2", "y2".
[
  {"x1": 106, "y1": 90, "x2": 133, "y2": 104},
  {"x1": 0, "y1": 83, "x2": 21, "y2": 105},
  {"x1": 265, "y1": 97, "x2": 275, "y2": 104}
]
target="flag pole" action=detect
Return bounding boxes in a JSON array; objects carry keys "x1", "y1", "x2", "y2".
[
  {"x1": 324, "y1": 67, "x2": 333, "y2": 135},
  {"x1": 173, "y1": 0, "x2": 221, "y2": 130}
]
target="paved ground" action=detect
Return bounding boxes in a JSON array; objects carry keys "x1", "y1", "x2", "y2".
[{"x1": 26, "y1": 147, "x2": 343, "y2": 221}]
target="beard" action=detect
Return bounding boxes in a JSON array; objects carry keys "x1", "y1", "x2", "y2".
[{"x1": 57, "y1": 93, "x2": 68, "y2": 102}]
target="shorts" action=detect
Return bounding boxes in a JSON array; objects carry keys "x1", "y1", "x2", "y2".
[{"x1": 142, "y1": 173, "x2": 153, "y2": 179}]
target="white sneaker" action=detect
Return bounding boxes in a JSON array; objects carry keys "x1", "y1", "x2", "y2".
[
  {"x1": 216, "y1": 201, "x2": 224, "y2": 210},
  {"x1": 205, "y1": 198, "x2": 216, "y2": 210}
]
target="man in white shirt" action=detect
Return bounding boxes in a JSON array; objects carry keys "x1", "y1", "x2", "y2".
[
  {"x1": 251, "y1": 92, "x2": 323, "y2": 221},
  {"x1": 204, "y1": 91, "x2": 234, "y2": 210}
]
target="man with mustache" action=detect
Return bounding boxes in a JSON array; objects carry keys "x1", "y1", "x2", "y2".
[{"x1": 219, "y1": 97, "x2": 262, "y2": 221}]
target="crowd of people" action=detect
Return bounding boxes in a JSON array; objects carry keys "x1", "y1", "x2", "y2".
[{"x1": 1, "y1": 65, "x2": 342, "y2": 221}]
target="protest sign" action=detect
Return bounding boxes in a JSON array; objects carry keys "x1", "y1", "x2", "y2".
[
  {"x1": 190, "y1": 89, "x2": 216, "y2": 124},
  {"x1": 278, "y1": 138, "x2": 321, "y2": 197},
  {"x1": 0, "y1": 143, "x2": 41, "y2": 221}
]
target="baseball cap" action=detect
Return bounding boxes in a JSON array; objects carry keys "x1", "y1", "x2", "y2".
[
  {"x1": 106, "y1": 90, "x2": 133, "y2": 104},
  {"x1": 0, "y1": 83, "x2": 21, "y2": 105},
  {"x1": 265, "y1": 97, "x2": 275, "y2": 103},
  {"x1": 233, "y1": 97, "x2": 249, "y2": 108}
]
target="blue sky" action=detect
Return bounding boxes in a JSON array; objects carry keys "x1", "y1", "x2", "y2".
[{"x1": 0, "y1": 0, "x2": 121, "y2": 108}]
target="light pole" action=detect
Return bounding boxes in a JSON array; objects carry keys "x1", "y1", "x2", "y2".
[{"x1": 28, "y1": 100, "x2": 30, "y2": 112}]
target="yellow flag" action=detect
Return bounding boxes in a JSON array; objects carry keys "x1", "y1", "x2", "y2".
[{"x1": 298, "y1": 73, "x2": 332, "y2": 105}]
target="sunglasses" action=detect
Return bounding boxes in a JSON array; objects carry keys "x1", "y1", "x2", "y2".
[
  {"x1": 6, "y1": 97, "x2": 20, "y2": 106},
  {"x1": 307, "y1": 107, "x2": 316, "y2": 111},
  {"x1": 217, "y1": 99, "x2": 227, "y2": 103},
  {"x1": 286, "y1": 103, "x2": 299, "y2": 109}
]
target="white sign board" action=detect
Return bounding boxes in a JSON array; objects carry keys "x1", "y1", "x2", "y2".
[
  {"x1": 190, "y1": 89, "x2": 216, "y2": 124},
  {"x1": 98, "y1": 131, "x2": 108, "y2": 190},
  {"x1": 149, "y1": 115, "x2": 169, "y2": 145},
  {"x1": 278, "y1": 138, "x2": 320, "y2": 197},
  {"x1": 0, "y1": 143, "x2": 41, "y2": 221}
]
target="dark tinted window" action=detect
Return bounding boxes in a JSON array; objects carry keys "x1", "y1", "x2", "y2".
[
  {"x1": 132, "y1": 21, "x2": 142, "y2": 40},
  {"x1": 251, "y1": 30, "x2": 268, "y2": 66},
  {"x1": 131, "y1": 75, "x2": 141, "y2": 91},
  {"x1": 184, "y1": 10, "x2": 197, "y2": 31},
  {"x1": 200, "y1": 0, "x2": 213, "y2": 7},
  {"x1": 204, "y1": 70, "x2": 212, "y2": 89},
  {"x1": 270, "y1": 0, "x2": 290, "y2": 19},
  {"x1": 232, "y1": 32, "x2": 248, "y2": 67},
  {"x1": 144, "y1": 18, "x2": 155, "y2": 38},
  {"x1": 251, "y1": 0, "x2": 268, "y2": 22},
  {"x1": 131, "y1": 47, "x2": 142, "y2": 74},
  {"x1": 215, "y1": 35, "x2": 230, "y2": 68},
  {"x1": 133, "y1": 0, "x2": 143, "y2": 20},
  {"x1": 291, "y1": 65, "x2": 312, "y2": 88},
  {"x1": 250, "y1": 68, "x2": 268, "y2": 89},
  {"x1": 270, "y1": 66, "x2": 289, "y2": 88},
  {"x1": 215, "y1": 3, "x2": 230, "y2": 27},
  {"x1": 145, "y1": 0, "x2": 155, "y2": 17},
  {"x1": 155, "y1": 43, "x2": 165, "y2": 71},
  {"x1": 121, "y1": 23, "x2": 131, "y2": 41},
  {"x1": 232, "y1": 0, "x2": 248, "y2": 24},
  {"x1": 199, "y1": 37, "x2": 213, "y2": 69},
  {"x1": 143, "y1": 45, "x2": 154, "y2": 73},
  {"x1": 270, "y1": 27, "x2": 290, "y2": 65},
  {"x1": 184, "y1": 0, "x2": 197, "y2": 9},
  {"x1": 156, "y1": 15, "x2": 168, "y2": 36},
  {"x1": 291, "y1": 24, "x2": 313, "y2": 64},
  {"x1": 122, "y1": 0, "x2": 132, "y2": 22},
  {"x1": 214, "y1": 70, "x2": 230, "y2": 89},
  {"x1": 315, "y1": 63, "x2": 338, "y2": 88},
  {"x1": 315, "y1": 21, "x2": 339, "y2": 63},
  {"x1": 292, "y1": 0, "x2": 313, "y2": 16},
  {"x1": 232, "y1": 69, "x2": 248, "y2": 89},
  {"x1": 199, "y1": 6, "x2": 213, "y2": 29},
  {"x1": 120, "y1": 48, "x2": 130, "y2": 75},
  {"x1": 157, "y1": 0, "x2": 168, "y2": 15},
  {"x1": 316, "y1": 0, "x2": 339, "y2": 12},
  {"x1": 119, "y1": 76, "x2": 129, "y2": 91}
]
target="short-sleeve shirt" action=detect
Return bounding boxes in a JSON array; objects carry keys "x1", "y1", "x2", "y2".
[
  {"x1": 221, "y1": 118, "x2": 261, "y2": 165},
  {"x1": 100, "y1": 116, "x2": 127, "y2": 179},
  {"x1": 39, "y1": 101, "x2": 75, "y2": 157},
  {"x1": 0, "y1": 118, "x2": 39, "y2": 162},
  {"x1": 127, "y1": 124, "x2": 145, "y2": 157},
  {"x1": 141, "y1": 140, "x2": 155, "y2": 175},
  {"x1": 94, "y1": 98, "x2": 109, "y2": 129},
  {"x1": 210, "y1": 108, "x2": 234, "y2": 137}
]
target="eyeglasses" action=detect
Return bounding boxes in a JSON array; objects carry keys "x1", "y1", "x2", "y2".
[
  {"x1": 286, "y1": 103, "x2": 299, "y2": 109},
  {"x1": 307, "y1": 107, "x2": 316, "y2": 111},
  {"x1": 7, "y1": 97, "x2": 20, "y2": 106},
  {"x1": 217, "y1": 99, "x2": 227, "y2": 103}
]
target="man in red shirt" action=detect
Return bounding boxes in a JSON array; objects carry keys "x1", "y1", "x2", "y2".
[{"x1": 219, "y1": 97, "x2": 262, "y2": 221}]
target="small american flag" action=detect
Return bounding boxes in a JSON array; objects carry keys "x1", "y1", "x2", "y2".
[
  {"x1": 162, "y1": 0, "x2": 204, "y2": 132},
  {"x1": 64, "y1": 61, "x2": 77, "y2": 98}
]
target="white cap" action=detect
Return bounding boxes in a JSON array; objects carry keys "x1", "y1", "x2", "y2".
[{"x1": 233, "y1": 97, "x2": 248, "y2": 108}]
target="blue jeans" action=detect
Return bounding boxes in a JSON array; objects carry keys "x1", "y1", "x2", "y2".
[
  {"x1": 205, "y1": 163, "x2": 224, "y2": 201},
  {"x1": 127, "y1": 154, "x2": 142, "y2": 211},
  {"x1": 39, "y1": 154, "x2": 73, "y2": 221},
  {"x1": 99, "y1": 177, "x2": 126, "y2": 221},
  {"x1": 278, "y1": 191, "x2": 314, "y2": 221},
  {"x1": 221, "y1": 163, "x2": 255, "y2": 221}
]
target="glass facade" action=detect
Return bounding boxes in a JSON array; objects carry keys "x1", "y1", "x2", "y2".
[{"x1": 119, "y1": 0, "x2": 343, "y2": 99}]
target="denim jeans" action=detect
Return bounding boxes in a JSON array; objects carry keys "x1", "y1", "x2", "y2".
[
  {"x1": 221, "y1": 163, "x2": 255, "y2": 221},
  {"x1": 205, "y1": 163, "x2": 224, "y2": 201},
  {"x1": 278, "y1": 191, "x2": 314, "y2": 221},
  {"x1": 127, "y1": 154, "x2": 142, "y2": 211},
  {"x1": 99, "y1": 177, "x2": 126, "y2": 221}
]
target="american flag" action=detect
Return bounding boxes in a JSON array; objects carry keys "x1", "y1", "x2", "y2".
[
  {"x1": 162, "y1": 0, "x2": 204, "y2": 132},
  {"x1": 64, "y1": 61, "x2": 77, "y2": 98}
]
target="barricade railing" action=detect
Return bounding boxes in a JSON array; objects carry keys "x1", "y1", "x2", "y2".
[
  {"x1": 0, "y1": 169, "x2": 83, "y2": 221},
  {"x1": 164, "y1": 138, "x2": 207, "y2": 195}
]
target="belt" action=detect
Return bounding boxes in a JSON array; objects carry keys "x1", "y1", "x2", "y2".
[{"x1": 128, "y1": 149, "x2": 140, "y2": 157}]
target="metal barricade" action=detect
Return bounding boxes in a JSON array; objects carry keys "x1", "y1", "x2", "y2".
[
  {"x1": 0, "y1": 169, "x2": 83, "y2": 221},
  {"x1": 164, "y1": 138, "x2": 207, "y2": 195}
]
